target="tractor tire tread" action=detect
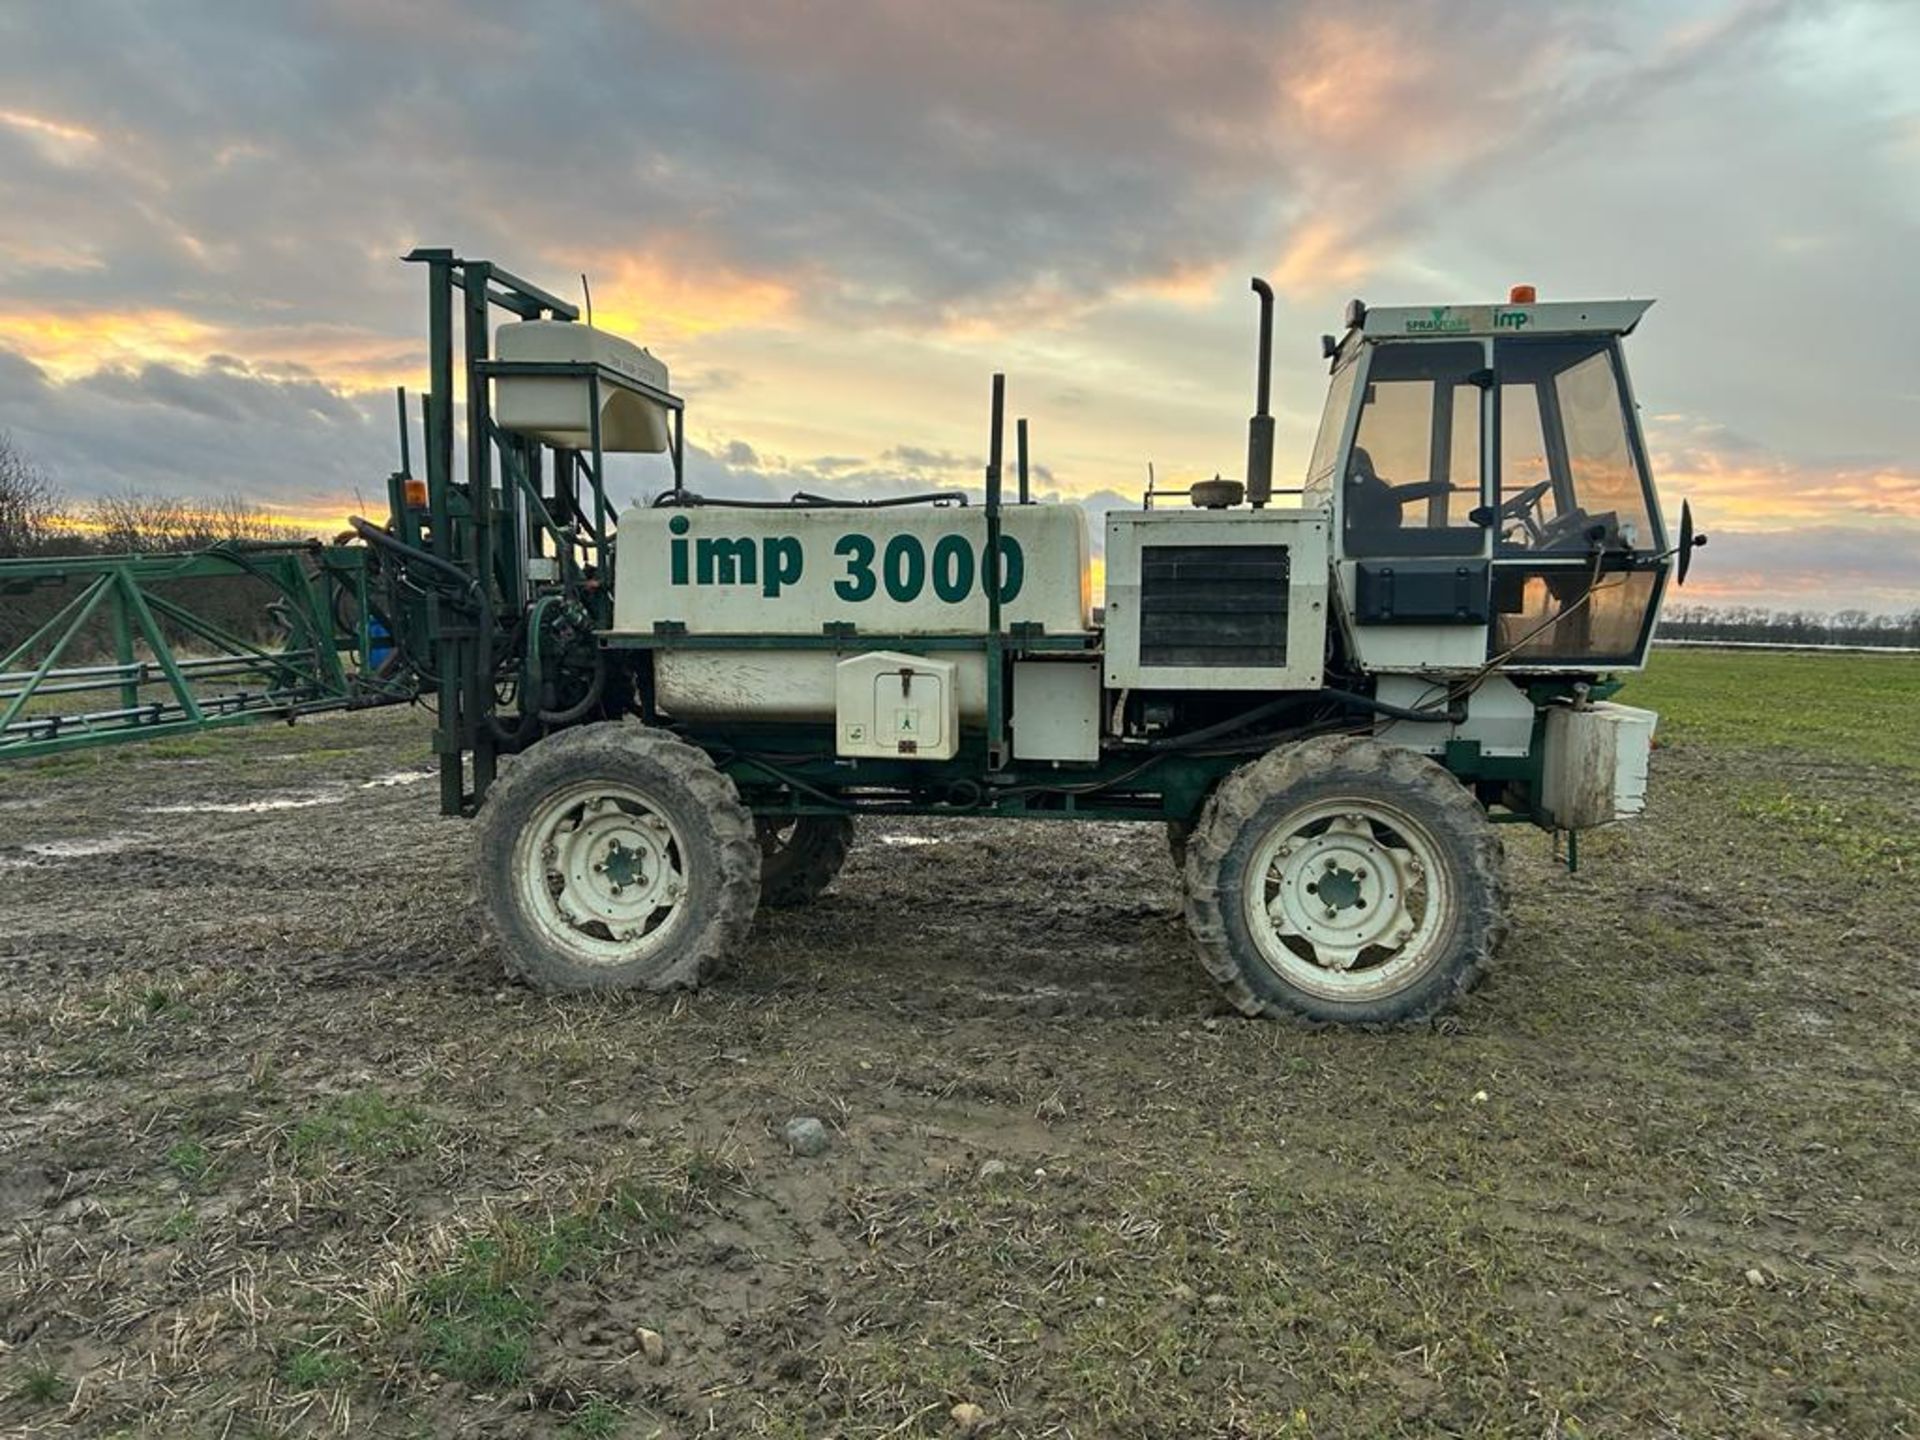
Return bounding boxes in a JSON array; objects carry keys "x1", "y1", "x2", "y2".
[
  {"x1": 1183, "y1": 734, "x2": 1507, "y2": 1026},
  {"x1": 758, "y1": 815, "x2": 858, "y2": 909},
  {"x1": 474, "y1": 721, "x2": 759, "y2": 994}
]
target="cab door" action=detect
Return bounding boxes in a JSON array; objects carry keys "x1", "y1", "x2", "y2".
[{"x1": 1335, "y1": 339, "x2": 1494, "y2": 671}]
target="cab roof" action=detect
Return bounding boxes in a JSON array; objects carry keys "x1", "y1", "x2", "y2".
[{"x1": 1357, "y1": 298, "x2": 1653, "y2": 340}]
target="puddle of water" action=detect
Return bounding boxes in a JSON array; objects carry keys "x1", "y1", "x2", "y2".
[
  {"x1": 876, "y1": 835, "x2": 944, "y2": 847},
  {"x1": 362, "y1": 770, "x2": 435, "y2": 789},
  {"x1": 151, "y1": 794, "x2": 347, "y2": 814},
  {"x1": 23, "y1": 835, "x2": 155, "y2": 858},
  {"x1": 143, "y1": 770, "x2": 429, "y2": 813}
]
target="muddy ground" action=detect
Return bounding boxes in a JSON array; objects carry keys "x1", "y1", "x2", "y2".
[{"x1": 1, "y1": 674, "x2": 1917, "y2": 1437}]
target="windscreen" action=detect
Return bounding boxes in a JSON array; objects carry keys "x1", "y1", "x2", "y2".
[
  {"x1": 1303, "y1": 357, "x2": 1358, "y2": 500},
  {"x1": 1496, "y1": 339, "x2": 1657, "y2": 554}
]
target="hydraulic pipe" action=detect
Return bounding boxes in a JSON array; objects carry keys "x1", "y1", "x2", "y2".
[
  {"x1": 1016, "y1": 418, "x2": 1030, "y2": 504},
  {"x1": 984, "y1": 374, "x2": 1007, "y2": 769}
]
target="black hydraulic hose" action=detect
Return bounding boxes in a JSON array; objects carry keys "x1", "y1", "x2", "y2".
[
  {"x1": 1145, "y1": 696, "x2": 1300, "y2": 750},
  {"x1": 789, "y1": 490, "x2": 968, "y2": 508},
  {"x1": 1325, "y1": 687, "x2": 1467, "y2": 725},
  {"x1": 537, "y1": 648, "x2": 606, "y2": 725},
  {"x1": 652, "y1": 490, "x2": 808, "y2": 510},
  {"x1": 652, "y1": 489, "x2": 967, "y2": 509},
  {"x1": 1144, "y1": 687, "x2": 1462, "y2": 755},
  {"x1": 347, "y1": 516, "x2": 483, "y2": 601},
  {"x1": 347, "y1": 516, "x2": 538, "y2": 745}
]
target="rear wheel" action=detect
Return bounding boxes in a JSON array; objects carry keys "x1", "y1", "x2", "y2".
[
  {"x1": 1184, "y1": 735, "x2": 1506, "y2": 1025},
  {"x1": 475, "y1": 723, "x2": 759, "y2": 993},
  {"x1": 756, "y1": 815, "x2": 857, "y2": 908}
]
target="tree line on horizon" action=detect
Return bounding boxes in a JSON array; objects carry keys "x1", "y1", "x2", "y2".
[
  {"x1": 1, "y1": 430, "x2": 303, "y2": 659},
  {"x1": 1, "y1": 431, "x2": 304, "y2": 560},
  {"x1": 1658, "y1": 603, "x2": 1920, "y2": 650}
]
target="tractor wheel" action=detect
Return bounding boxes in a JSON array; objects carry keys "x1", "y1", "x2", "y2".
[
  {"x1": 755, "y1": 815, "x2": 857, "y2": 908},
  {"x1": 1184, "y1": 735, "x2": 1506, "y2": 1025},
  {"x1": 475, "y1": 722, "x2": 760, "y2": 993}
]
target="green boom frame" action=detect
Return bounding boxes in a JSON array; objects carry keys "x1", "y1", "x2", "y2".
[{"x1": 0, "y1": 542, "x2": 396, "y2": 760}]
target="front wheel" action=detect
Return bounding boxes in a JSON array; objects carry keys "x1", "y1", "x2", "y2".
[
  {"x1": 475, "y1": 723, "x2": 760, "y2": 993},
  {"x1": 1184, "y1": 736, "x2": 1507, "y2": 1025}
]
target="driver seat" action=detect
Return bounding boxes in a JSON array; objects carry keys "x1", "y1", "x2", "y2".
[{"x1": 1345, "y1": 447, "x2": 1404, "y2": 534}]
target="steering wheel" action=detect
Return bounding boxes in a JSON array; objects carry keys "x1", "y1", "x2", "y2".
[{"x1": 1497, "y1": 479, "x2": 1555, "y2": 546}]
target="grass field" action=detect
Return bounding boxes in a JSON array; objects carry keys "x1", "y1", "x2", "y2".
[
  {"x1": 1, "y1": 648, "x2": 1917, "y2": 1437},
  {"x1": 1625, "y1": 647, "x2": 1920, "y2": 771}
]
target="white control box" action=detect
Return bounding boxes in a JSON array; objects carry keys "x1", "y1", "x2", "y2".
[
  {"x1": 1539, "y1": 702, "x2": 1657, "y2": 829},
  {"x1": 834, "y1": 651, "x2": 959, "y2": 759},
  {"x1": 1011, "y1": 660, "x2": 1101, "y2": 762}
]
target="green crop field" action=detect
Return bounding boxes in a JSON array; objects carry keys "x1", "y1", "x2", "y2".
[{"x1": 1624, "y1": 646, "x2": 1920, "y2": 771}]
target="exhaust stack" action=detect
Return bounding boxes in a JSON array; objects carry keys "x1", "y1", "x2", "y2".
[{"x1": 1246, "y1": 277, "x2": 1276, "y2": 508}]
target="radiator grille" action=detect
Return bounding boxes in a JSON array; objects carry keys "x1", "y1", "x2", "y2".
[{"x1": 1138, "y1": 544, "x2": 1289, "y2": 668}]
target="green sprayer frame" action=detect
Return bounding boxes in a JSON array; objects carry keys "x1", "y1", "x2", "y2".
[{"x1": 0, "y1": 542, "x2": 395, "y2": 760}]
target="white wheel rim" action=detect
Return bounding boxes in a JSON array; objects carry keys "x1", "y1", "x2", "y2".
[
  {"x1": 1242, "y1": 798, "x2": 1452, "y2": 1002},
  {"x1": 512, "y1": 781, "x2": 690, "y2": 967}
]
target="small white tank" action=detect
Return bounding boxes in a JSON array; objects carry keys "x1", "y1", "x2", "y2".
[{"x1": 494, "y1": 320, "x2": 672, "y2": 453}]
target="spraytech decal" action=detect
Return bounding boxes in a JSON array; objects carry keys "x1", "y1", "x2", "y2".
[
  {"x1": 1404, "y1": 307, "x2": 1471, "y2": 335},
  {"x1": 1400, "y1": 306, "x2": 1532, "y2": 334},
  {"x1": 665, "y1": 514, "x2": 1024, "y2": 604}
]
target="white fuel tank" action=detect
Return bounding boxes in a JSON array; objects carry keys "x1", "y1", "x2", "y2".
[{"x1": 611, "y1": 502, "x2": 1093, "y2": 723}]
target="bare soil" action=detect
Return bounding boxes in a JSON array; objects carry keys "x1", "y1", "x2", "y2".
[{"x1": 1, "y1": 701, "x2": 1916, "y2": 1437}]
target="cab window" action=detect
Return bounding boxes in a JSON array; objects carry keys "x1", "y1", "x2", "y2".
[
  {"x1": 1342, "y1": 342, "x2": 1485, "y2": 557},
  {"x1": 1303, "y1": 356, "x2": 1358, "y2": 500}
]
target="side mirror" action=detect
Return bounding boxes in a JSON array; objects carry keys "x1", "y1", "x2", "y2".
[{"x1": 1677, "y1": 500, "x2": 1708, "y2": 586}]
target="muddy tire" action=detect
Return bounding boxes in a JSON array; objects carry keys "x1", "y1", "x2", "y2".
[
  {"x1": 475, "y1": 722, "x2": 759, "y2": 993},
  {"x1": 1184, "y1": 735, "x2": 1506, "y2": 1025},
  {"x1": 755, "y1": 815, "x2": 856, "y2": 908}
]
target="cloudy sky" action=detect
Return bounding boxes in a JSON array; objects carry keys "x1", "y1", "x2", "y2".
[{"x1": 1, "y1": 0, "x2": 1915, "y2": 609}]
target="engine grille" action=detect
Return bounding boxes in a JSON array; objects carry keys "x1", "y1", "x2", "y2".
[{"x1": 1138, "y1": 544, "x2": 1289, "y2": 668}]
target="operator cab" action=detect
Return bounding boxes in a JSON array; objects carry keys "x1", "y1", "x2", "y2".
[{"x1": 1307, "y1": 291, "x2": 1668, "y2": 672}]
